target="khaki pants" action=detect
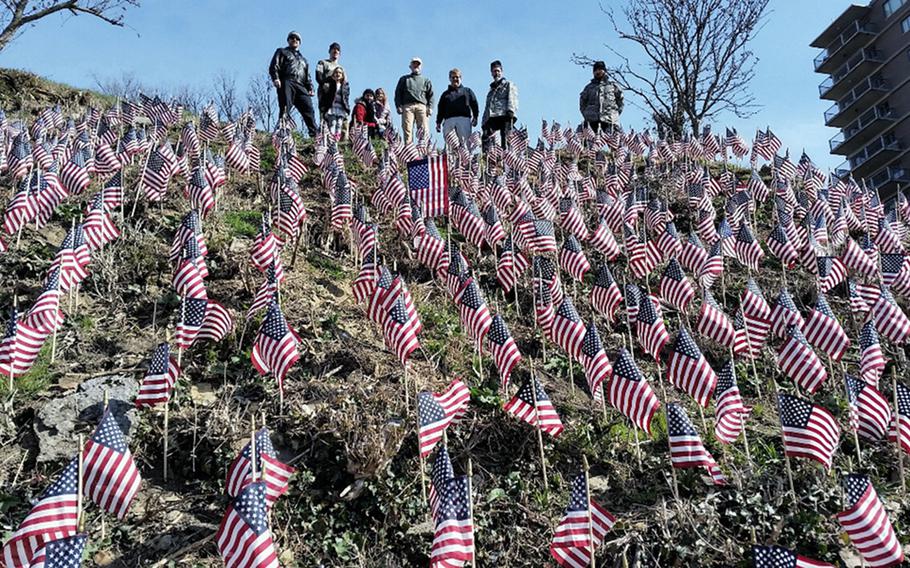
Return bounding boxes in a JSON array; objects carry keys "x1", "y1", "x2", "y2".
[{"x1": 401, "y1": 103, "x2": 429, "y2": 144}]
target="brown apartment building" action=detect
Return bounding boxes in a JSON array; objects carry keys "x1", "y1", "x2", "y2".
[{"x1": 812, "y1": 0, "x2": 910, "y2": 196}]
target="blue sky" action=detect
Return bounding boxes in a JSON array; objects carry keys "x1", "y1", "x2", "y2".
[{"x1": 2, "y1": 0, "x2": 851, "y2": 169}]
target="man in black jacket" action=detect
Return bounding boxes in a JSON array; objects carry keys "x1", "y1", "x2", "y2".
[
  {"x1": 269, "y1": 31, "x2": 318, "y2": 137},
  {"x1": 436, "y1": 68, "x2": 478, "y2": 147}
]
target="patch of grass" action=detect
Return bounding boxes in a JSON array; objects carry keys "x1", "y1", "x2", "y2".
[
  {"x1": 222, "y1": 210, "x2": 261, "y2": 238},
  {"x1": 0, "y1": 343, "x2": 55, "y2": 398},
  {"x1": 307, "y1": 252, "x2": 346, "y2": 279}
]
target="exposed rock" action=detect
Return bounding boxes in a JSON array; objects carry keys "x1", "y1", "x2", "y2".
[
  {"x1": 34, "y1": 374, "x2": 139, "y2": 463},
  {"x1": 189, "y1": 383, "x2": 217, "y2": 406}
]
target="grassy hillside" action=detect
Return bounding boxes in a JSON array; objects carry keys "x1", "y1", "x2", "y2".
[{"x1": 0, "y1": 70, "x2": 907, "y2": 567}]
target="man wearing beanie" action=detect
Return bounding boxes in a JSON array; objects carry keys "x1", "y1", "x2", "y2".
[
  {"x1": 269, "y1": 31, "x2": 318, "y2": 137},
  {"x1": 579, "y1": 60, "x2": 624, "y2": 134},
  {"x1": 481, "y1": 60, "x2": 518, "y2": 152},
  {"x1": 316, "y1": 42, "x2": 342, "y2": 108}
]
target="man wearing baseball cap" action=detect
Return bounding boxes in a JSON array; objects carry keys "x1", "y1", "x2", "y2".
[
  {"x1": 394, "y1": 57, "x2": 434, "y2": 144},
  {"x1": 579, "y1": 60, "x2": 623, "y2": 134},
  {"x1": 268, "y1": 30, "x2": 318, "y2": 137}
]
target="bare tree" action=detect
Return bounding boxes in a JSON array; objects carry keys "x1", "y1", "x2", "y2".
[
  {"x1": 576, "y1": 0, "x2": 769, "y2": 138},
  {"x1": 246, "y1": 73, "x2": 275, "y2": 132},
  {"x1": 212, "y1": 70, "x2": 238, "y2": 123},
  {"x1": 92, "y1": 71, "x2": 144, "y2": 100},
  {"x1": 1, "y1": 0, "x2": 138, "y2": 52},
  {"x1": 170, "y1": 83, "x2": 205, "y2": 116}
]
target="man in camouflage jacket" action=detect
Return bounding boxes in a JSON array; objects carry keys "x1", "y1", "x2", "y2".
[{"x1": 579, "y1": 60, "x2": 623, "y2": 134}]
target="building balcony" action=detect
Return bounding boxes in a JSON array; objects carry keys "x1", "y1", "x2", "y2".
[
  {"x1": 869, "y1": 166, "x2": 910, "y2": 192},
  {"x1": 848, "y1": 134, "x2": 902, "y2": 176},
  {"x1": 824, "y1": 76, "x2": 890, "y2": 127},
  {"x1": 829, "y1": 104, "x2": 895, "y2": 155},
  {"x1": 813, "y1": 19, "x2": 879, "y2": 74},
  {"x1": 818, "y1": 48, "x2": 884, "y2": 100}
]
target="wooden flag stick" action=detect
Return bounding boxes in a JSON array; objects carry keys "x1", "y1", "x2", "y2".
[
  {"x1": 582, "y1": 455, "x2": 596, "y2": 568},
  {"x1": 403, "y1": 362, "x2": 411, "y2": 413},
  {"x1": 163, "y1": 395, "x2": 170, "y2": 481},
  {"x1": 467, "y1": 457, "x2": 476, "y2": 568},
  {"x1": 892, "y1": 361, "x2": 906, "y2": 494},
  {"x1": 77, "y1": 434, "x2": 85, "y2": 531},
  {"x1": 250, "y1": 415, "x2": 258, "y2": 482},
  {"x1": 530, "y1": 365, "x2": 549, "y2": 492},
  {"x1": 416, "y1": 394, "x2": 428, "y2": 511},
  {"x1": 177, "y1": 295, "x2": 187, "y2": 367},
  {"x1": 840, "y1": 361, "x2": 862, "y2": 466}
]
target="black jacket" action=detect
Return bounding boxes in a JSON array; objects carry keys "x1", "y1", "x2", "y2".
[
  {"x1": 269, "y1": 47, "x2": 313, "y2": 92},
  {"x1": 318, "y1": 81, "x2": 350, "y2": 115},
  {"x1": 436, "y1": 85, "x2": 479, "y2": 126}
]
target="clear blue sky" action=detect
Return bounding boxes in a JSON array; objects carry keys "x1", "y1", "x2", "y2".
[{"x1": 2, "y1": 0, "x2": 852, "y2": 169}]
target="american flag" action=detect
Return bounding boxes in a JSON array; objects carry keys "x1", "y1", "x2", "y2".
[
  {"x1": 495, "y1": 235, "x2": 528, "y2": 293},
  {"x1": 714, "y1": 359, "x2": 750, "y2": 444},
  {"x1": 590, "y1": 264, "x2": 622, "y2": 324},
  {"x1": 429, "y1": 475, "x2": 474, "y2": 566},
  {"x1": 636, "y1": 294, "x2": 669, "y2": 362},
  {"x1": 802, "y1": 294, "x2": 850, "y2": 362},
  {"x1": 382, "y1": 295, "x2": 422, "y2": 364},
  {"x1": 82, "y1": 192, "x2": 120, "y2": 251},
  {"x1": 767, "y1": 224, "x2": 799, "y2": 269},
  {"x1": 550, "y1": 297, "x2": 587, "y2": 359},
  {"x1": 251, "y1": 301, "x2": 300, "y2": 390},
  {"x1": 27, "y1": 532, "x2": 88, "y2": 568},
  {"x1": 626, "y1": 227, "x2": 661, "y2": 278},
  {"x1": 418, "y1": 380, "x2": 471, "y2": 457},
  {"x1": 667, "y1": 327, "x2": 717, "y2": 407},
  {"x1": 558, "y1": 235, "x2": 591, "y2": 281},
  {"x1": 135, "y1": 342, "x2": 180, "y2": 408},
  {"x1": 519, "y1": 219, "x2": 559, "y2": 255},
  {"x1": 872, "y1": 287, "x2": 910, "y2": 344},
  {"x1": 7, "y1": 133, "x2": 33, "y2": 180},
  {"x1": 486, "y1": 315, "x2": 521, "y2": 391},
  {"x1": 25, "y1": 268, "x2": 65, "y2": 334},
  {"x1": 699, "y1": 241, "x2": 724, "y2": 289},
  {"x1": 4, "y1": 177, "x2": 37, "y2": 235},
  {"x1": 739, "y1": 279, "x2": 772, "y2": 357},
  {"x1": 770, "y1": 289, "x2": 805, "y2": 339},
  {"x1": 274, "y1": 184, "x2": 306, "y2": 240},
  {"x1": 844, "y1": 374, "x2": 891, "y2": 442},
  {"x1": 407, "y1": 155, "x2": 448, "y2": 217},
  {"x1": 778, "y1": 393, "x2": 839, "y2": 470},
  {"x1": 836, "y1": 474, "x2": 904, "y2": 568},
  {"x1": 504, "y1": 374, "x2": 564, "y2": 437},
  {"x1": 881, "y1": 252, "x2": 910, "y2": 294},
  {"x1": 716, "y1": 218, "x2": 735, "y2": 257},
  {"x1": 588, "y1": 218, "x2": 621, "y2": 260},
  {"x1": 226, "y1": 428, "x2": 295, "y2": 508},
  {"x1": 50, "y1": 228, "x2": 90, "y2": 293},
  {"x1": 185, "y1": 167, "x2": 215, "y2": 217},
  {"x1": 170, "y1": 209, "x2": 208, "y2": 264},
  {"x1": 249, "y1": 215, "x2": 280, "y2": 274},
  {"x1": 666, "y1": 402, "x2": 727, "y2": 485},
  {"x1": 549, "y1": 473, "x2": 616, "y2": 568},
  {"x1": 609, "y1": 348, "x2": 661, "y2": 434},
  {"x1": 429, "y1": 445, "x2": 453, "y2": 520},
  {"x1": 175, "y1": 297, "x2": 233, "y2": 349},
  {"x1": 680, "y1": 233, "x2": 707, "y2": 273},
  {"x1": 141, "y1": 145, "x2": 174, "y2": 201},
  {"x1": 579, "y1": 322, "x2": 612, "y2": 403},
  {"x1": 734, "y1": 223, "x2": 764, "y2": 270},
  {"x1": 697, "y1": 290, "x2": 735, "y2": 349},
  {"x1": 173, "y1": 246, "x2": 208, "y2": 301},
  {"x1": 751, "y1": 545, "x2": 834, "y2": 568},
  {"x1": 625, "y1": 282, "x2": 643, "y2": 324},
  {"x1": 889, "y1": 381, "x2": 910, "y2": 456},
  {"x1": 559, "y1": 197, "x2": 589, "y2": 240},
  {"x1": 351, "y1": 248, "x2": 377, "y2": 304},
  {"x1": 482, "y1": 203, "x2": 506, "y2": 247},
  {"x1": 659, "y1": 258, "x2": 695, "y2": 311},
  {"x1": 59, "y1": 151, "x2": 90, "y2": 195},
  {"x1": 331, "y1": 173, "x2": 353, "y2": 232},
  {"x1": 535, "y1": 277, "x2": 556, "y2": 335},
  {"x1": 82, "y1": 409, "x2": 142, "y2": 518},
  {"x1": 1, "y1": 458, "x2": 79, "y2": 568},
  {"x1": 0, "y1": 307, "x2": 49, "y2": 378},
  {"x1": 777, "y1": 325, "x2": 828, "y2": 394},
  {"x1": 215, "y1": 482, "x2": 280, "y2": 568},
  {"x1": 533, "y1": 256, "x2": 564, "y2": 308},
  {"x1": 455, "y1": 277, "x2": 493, "y2": 342},
  {"x1": 656, "y1": 221, "x2": 682, "y2": 261},
  {"x1": 841, "y1": 237, "x2": 878, "y2": 279},
  {"x1": 816, "y1": 256, "x2": 847, "y2": 294}
]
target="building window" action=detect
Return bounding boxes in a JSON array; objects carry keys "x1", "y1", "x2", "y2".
[
  {"x1": 902, "y1": 14, "x2": 910, "y2": 32},
  {"x1": 885, "y1": 0, "x2": 907, "y2": 18}
]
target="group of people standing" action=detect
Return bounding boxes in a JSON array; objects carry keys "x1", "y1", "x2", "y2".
[{"x1": 268, "y1": 31, "x2": 624, "y2": 149}]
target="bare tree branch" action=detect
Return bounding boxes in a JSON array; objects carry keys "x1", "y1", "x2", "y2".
[
  {"x1": 576, "y1": 0, "x2": 769, "y2": 138},
  {"x1": 1, "y1": 0, "x2": 139, "y2": 52}
]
